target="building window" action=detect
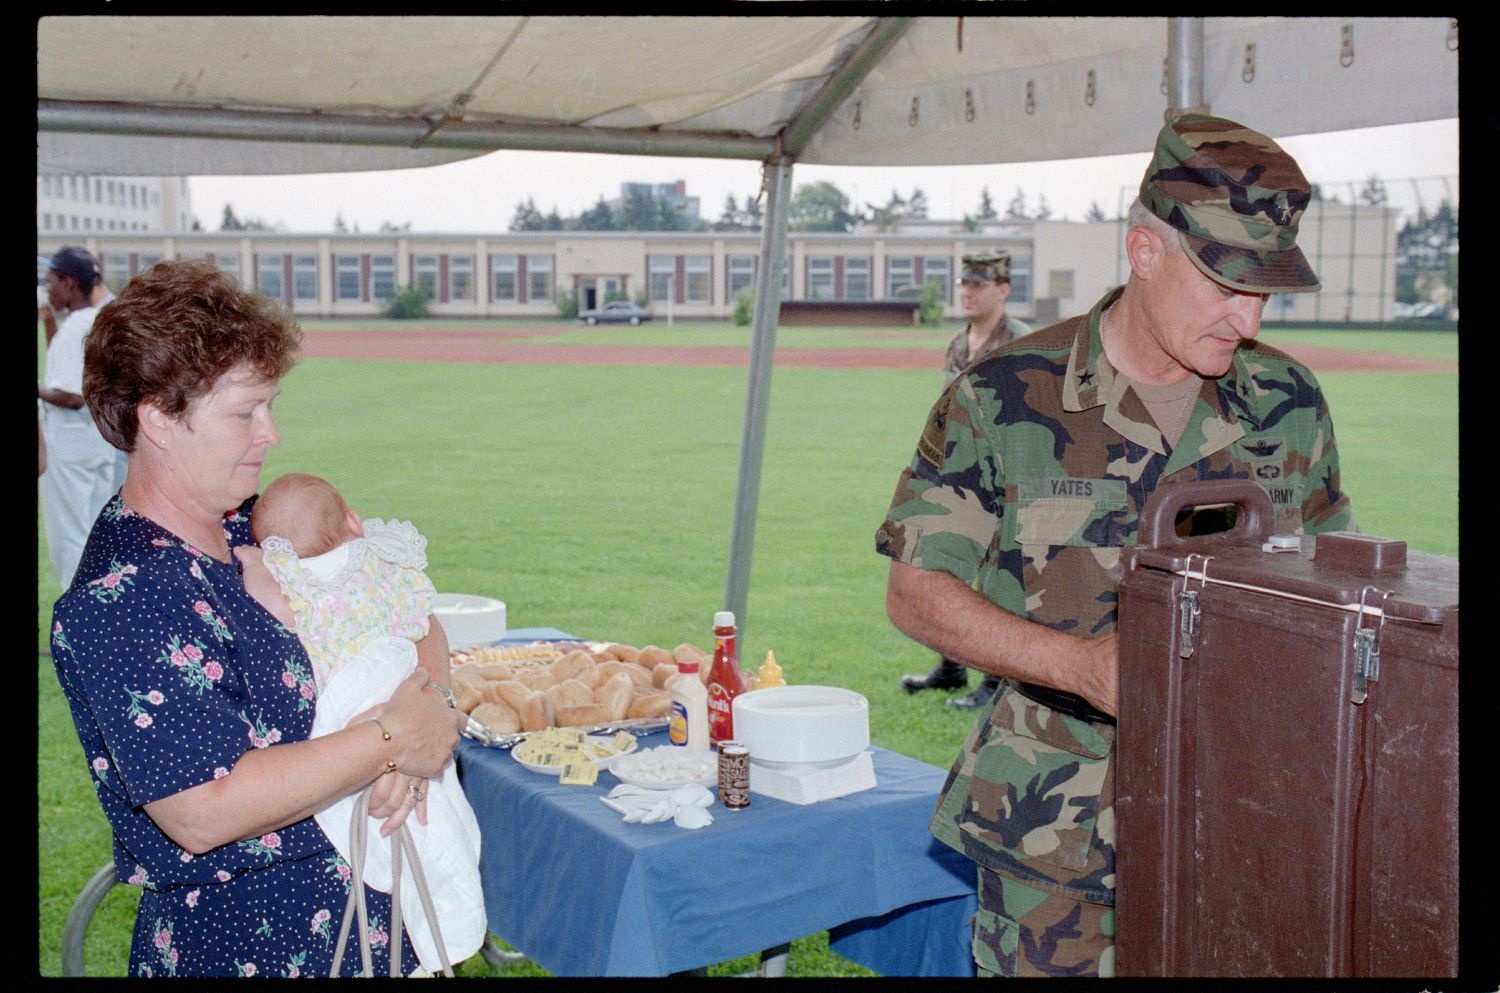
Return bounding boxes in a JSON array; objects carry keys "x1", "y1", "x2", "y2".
[
  {"x1": 448, "y1": 254, "x2": 474, "y2": 302},
  {"x1": 42, "y1": 176, "x2": 52, "y2": 197},
  {"x1": 923, "y1": 256, "x2": 952, "y2": 303},
  {"x1": 370, "y1": 254, "x2": 396, "y2": 301},
  {"x1": 649, "y1": 255, "x2": 675, "y2": 302},
  {"x1": 490, "y1": 254, "x2": 518, "y2": 302},
  {"x1": 83, "y1": 217, "x2": 92, "y2": 231},
  {"x1": 807, "y1": 256, "x2": 834, "y2": 300},
  {"x1": 844, "y1": 256, "x2": 871, "y2": 301},
  {"x1": 215, "y1": 254, "x2": 243, "y2": 285},
  {"x1": 1047, "y1": 269, "x2": 1075, "y2": 300},
  {"x1": 293, "y1": 254, "x2": 319, "y2": 302},
  {"x1": 104, "y1": 253, "x2": 131, "y2": 288},
  {"x1": 95, "y1": 178, "x2": 103, "y2": 202},
  {"x1": 684, "y1": 255, "x2": 711, "y2": 304},
  {"x1": 887, "y1": 256, "x2": 916, "y2": 298},
  {"x1": 256, "y1": 254, "x2": 286, "y2": 300},
  {"x1": 336, "y1": 255, "x2": 362, "y2": 301},
  {"x1": 42, "y1": 212, "x2": 52, "y2": 230},
  {"x1": 1009, "y1": 256, "x2": 1032, "y2": 306},
  {"x1": 412, "y1": 254, "x2": 440, "y2": 298},
  {"x1": 526, "y1": 254, "x2": 553, "y2": 303},
  {"x1": 728, "y1": 254, "x2": 756, "y2": 298},
  {"x1": 68, "y1": 176, "x2": 78, "y2": 200}
]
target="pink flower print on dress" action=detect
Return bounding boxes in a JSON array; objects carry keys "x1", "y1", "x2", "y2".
[
  {"x1": 169, "y1": 650, "x2": 187, "y2": 667},
  {"x1": 154, "y1": 926, "x2": 171, "y2": 950},
  {"x1": 239, "y1": 961, "x2": 257, "y2": 977},
  {"x1": 128, "y1": 866, "x2": 148, "y2": 886},
  {"x1": 193, "y1": 601, "x2": 212, "y2": 616},
  {"x1": 180, "y1": 851, "x2": 193, "y2": 862},
  {"x1": 185, "y1": 889, "x2": 199, "y2": 908},
  {"x1": 189, "y1": 561, "x2": 203, "y2": 580},
  {"x1": 183, "y1": 644, "x2": 203, "y2": 662},
  {"x1": 282, "y1": 671, "x2": 297, "y2": 688},
  {"x1": 203, "y1": 661, "x2": 223, "y2": 681},
  {"x1": 300, "y1": 684, "x2": 314, "y2": 701},
  {"x1": 134, "y1": 713, "x2": 153, "y2": 728},
  {"x1": 92, "y1": 756, "x2": 108, "y2": 773},
  {"x1": 184, "y1": 545, "x2": 203, "y2": 560},
  {"x1": 261, "y1": 832, "x2": 281, "y2": 850},
  {"x1": 217, "y1": 870, "x2": 232, "y2": 882},
  {"x1": 147, "y1": 690, "x2": 164, "y2": 705},
  {"x1": 213, "y1": 766, "x2": 229, "y2": 779}
]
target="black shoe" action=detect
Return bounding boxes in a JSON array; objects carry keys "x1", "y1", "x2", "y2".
[
  {"x1": 900, "y1": 658, "x2": 969, "y2": 693},
  {"x1": 946, "y1": 676, "x2": 1001, "y2": 710}
]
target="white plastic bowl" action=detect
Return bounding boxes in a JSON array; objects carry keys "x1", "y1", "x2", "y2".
[
  {"x1": 731, "y1": 685, "x2": 869, "y2": 766},
  {"x1": 433, "y1": 593, "x2": 506, "y2": 647}
]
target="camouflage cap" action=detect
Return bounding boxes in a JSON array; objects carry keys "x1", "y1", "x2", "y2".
[
  {"x1": 1139, "y1": 114, "x2": 1320, "y2": 293},
  {"x1": 957, "y1": 250, "x2": 1011, "y2": 284}
]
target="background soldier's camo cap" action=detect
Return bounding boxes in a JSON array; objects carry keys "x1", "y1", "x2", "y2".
[
  {"x1": 1139, "y1": 113, "x2": 1320, "y2": 294},
  {"x1": 957, "y1": 250, "x2": 1011, "y2": 285}
]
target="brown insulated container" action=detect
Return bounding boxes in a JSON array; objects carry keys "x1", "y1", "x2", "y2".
[{"x1": 1114, "y1": 479, "x2": 1458, "y2": 977}]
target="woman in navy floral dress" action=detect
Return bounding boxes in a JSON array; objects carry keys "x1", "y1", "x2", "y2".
[{"x1": 50, "y1": 260, "x2": 466, "y2": 977}]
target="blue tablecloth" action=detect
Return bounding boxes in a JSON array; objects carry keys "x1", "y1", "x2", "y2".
[{"x1": 456, "y1": 731, "x2": 978, "y2": 976}]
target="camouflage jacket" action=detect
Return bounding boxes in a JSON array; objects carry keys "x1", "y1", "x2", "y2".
[
  {"x1": 941, "y1": 315, "x2": 1034, "y2": 387},
  {"x1": 876, "y1": 287, "x2": 1355, "y2": 894}
]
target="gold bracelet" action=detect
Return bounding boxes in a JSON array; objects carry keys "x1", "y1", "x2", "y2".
[{"x1": 371, "y1": 717, "x2": 396, "y2": 772}]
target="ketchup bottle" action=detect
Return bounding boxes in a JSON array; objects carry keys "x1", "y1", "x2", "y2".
[{"x1": 706, "y1": 610, "x2": 748, "y2": 744}]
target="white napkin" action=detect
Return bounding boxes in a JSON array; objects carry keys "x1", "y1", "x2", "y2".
[{"x1": 600, "y1": 784, "x2": 715, "y2": 829}]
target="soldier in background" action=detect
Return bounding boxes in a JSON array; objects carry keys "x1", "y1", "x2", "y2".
[
  {"x1": 899, "y1": 250, "x2": 1031, "y2": 708},
  {"x1": 875, "y1": 114, "x2": 1355, "y2": 977}
]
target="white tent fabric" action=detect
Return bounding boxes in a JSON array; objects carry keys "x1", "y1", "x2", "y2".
[
  {"x1": 35, "y1": 13, "x2": 1458, "y2": 632},
  {"x1": 37, "y1": 16, "x2": 1457, "y2": 175}
]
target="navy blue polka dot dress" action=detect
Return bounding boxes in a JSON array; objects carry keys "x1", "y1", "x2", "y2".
[{"x1": 51, "y1": 494, "x2": 419, "y2": 977}]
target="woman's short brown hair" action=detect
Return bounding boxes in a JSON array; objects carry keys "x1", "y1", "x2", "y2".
[{"x1": 84, "y1": 259, "x2": 302, "y2": 451}]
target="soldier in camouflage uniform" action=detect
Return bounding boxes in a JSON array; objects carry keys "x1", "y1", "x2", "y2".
[
  {"x1": 875, "y1": 114, "x2": 1356, "y2": 977},
  {"x1": 902, "y1": 251, "x2": 1034, "y2": 705}
]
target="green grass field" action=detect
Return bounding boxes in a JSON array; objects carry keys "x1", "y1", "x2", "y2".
[{"x1": 36, "y1": 320, "x2": 1457, "y2": 976}]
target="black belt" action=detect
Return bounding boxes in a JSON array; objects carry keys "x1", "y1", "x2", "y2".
[{"x1": 1008, "y1": 680, "x2": 1115, "y2": 726}]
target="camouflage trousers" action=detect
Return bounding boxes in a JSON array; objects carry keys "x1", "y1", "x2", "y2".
[{"x1": 974, "y1": 868, "x2": 1115, "y2": 977}]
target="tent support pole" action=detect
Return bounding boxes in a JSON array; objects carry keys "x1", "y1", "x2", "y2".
[
  {"x1": 723, "y1": 156, "x2": 792, "y2": 643},
  {"x1": 1166, "y1": 18, "x2": 1206, "y2": 117}
]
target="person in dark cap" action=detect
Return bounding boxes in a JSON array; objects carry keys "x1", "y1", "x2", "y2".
[
  {"x1": 39, "y1": 245, "x2": 119, "y2": 589},
  {"x1": 899, "y1": 249, "x2": 1031, "y2": 707},
  {"x1": 875, "y1": 114, "x2": 1355, "y2": 976}
]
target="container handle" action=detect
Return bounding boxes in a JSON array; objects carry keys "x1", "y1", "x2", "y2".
[{"x1": 1137, "y1": 478, "x2": 1275, "y2": 550}]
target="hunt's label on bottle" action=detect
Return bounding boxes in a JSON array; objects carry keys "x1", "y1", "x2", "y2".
[{"x1": 708, "y1": 684, "x2": 734, "y2": 741}]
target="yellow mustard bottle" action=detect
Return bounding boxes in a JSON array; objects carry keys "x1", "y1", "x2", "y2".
[{"x1": 757, "y1": 650, "x2": 786, "y2": 689}]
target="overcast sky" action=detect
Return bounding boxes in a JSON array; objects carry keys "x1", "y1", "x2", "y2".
[{"x1": 188, "y1": 118, "x2": 1458, "y2": 234}]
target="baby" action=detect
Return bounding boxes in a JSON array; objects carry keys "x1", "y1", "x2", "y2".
[{"x1": 236, "y1": 472, "x2": 485, "y2": 974}]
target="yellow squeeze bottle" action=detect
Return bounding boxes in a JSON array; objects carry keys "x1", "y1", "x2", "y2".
[{"x1": 757, "y1": 650, "x2": 786, "y2": 688}]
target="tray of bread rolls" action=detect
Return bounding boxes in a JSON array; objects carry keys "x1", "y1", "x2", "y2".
[{"x1": 451, "y1": 640, "x2": 716, "y2": 749}]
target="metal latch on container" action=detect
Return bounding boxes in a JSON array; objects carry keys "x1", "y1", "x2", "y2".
[
  {"x1": 1178, "y1": 554, "x2": 1211, "y2": 659},
  {"x1": 1350, "y1": 586, "x2": 1391, "y2": 705}
]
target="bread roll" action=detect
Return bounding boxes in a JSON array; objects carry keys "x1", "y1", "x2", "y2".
[
  {"x1": 485, "y1": 679, "x2": 535, "y2": 712},
  {"x1": 607, "y1": 644, "x2": 642, "y2": 664},
  {"x1": 518, "y1": 691, "x2": 552, "y2": 732},
  {"x1": 616, "y1": 663, "x2": 650, "y2": 689},
  {"x1": 546, "y1": 677, "x2": 596, "y2": 710},
  {"x1": 555, "y1": 703, "x2": 613, "y2": 728},
  {"x1": 453, "y1": 660, "x2": 515, "y2": 682},
  {"x1": 453, "y1": 679, "x2": 485, "y2": 714},
  {"x1": 470, "y1": 701, "x2": 521, "y2": 736},
  {"x1": 627, "y1": 689, "x2": 673, "y2": 719},
  {"x1": 673, "y1": 643, "x2": 707, "y2": 666},
  {"x1": 552, "y1": 649, "x2": 596, "y2": 684},
  {"x1": 651, "y1": 662, "x2": 680, "y2": 689},
  {"x1": 515, "y1": 667, "x2": 557, "y2": 691},
  {"x1": 594, "y1": 672, "x2": 635, "y2": 721},
  {"x1": 638, "y1": 645, "x2": 674, "y2": 670}
]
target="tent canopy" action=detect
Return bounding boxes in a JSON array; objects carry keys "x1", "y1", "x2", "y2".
[
  {"x1": 38, "y1": 16, "x2": 1457, "y2": 175},
  {"x1": 36, "y1": 14, "x2": 1458, "y2": 630}
]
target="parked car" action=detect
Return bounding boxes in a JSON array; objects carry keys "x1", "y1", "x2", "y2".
[{"x1": 577, "y1": 301, "x2": 653, "y2": 325}]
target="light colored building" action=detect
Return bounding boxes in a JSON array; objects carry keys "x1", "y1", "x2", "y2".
[
  {"x1": 612, "y1": 180, "x2": 701, "y2": 227},
  {"x1": 36, "y1": 202, "x2": 1396, "y2": 323},
  {"x1": 37, "y1": 175, "x2": 194, "y2": 235}
]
